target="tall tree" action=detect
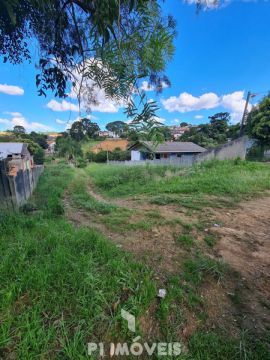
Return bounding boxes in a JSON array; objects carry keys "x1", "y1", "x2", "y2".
[
  {"x1": 29, "y1": 131, "x2": 48, "y2": 149},
  {"x1": 105, "y1": 121, "x2": 127, "y2": 136},
  {"x1": 180, "y1": 122, "x2": 188, "y2": 127},
  {"x1": 69, "y1": 118, "x2": 100, "y2": 141},
  {"x1": 56, "y1": 136, "x2": 82, "y2": 160},
  {"x1": 181, "y1": 112, "x2": 230, "y2": 148},
  {"x1": 13, "y1": 125, "x2": 26, "y2": 134},
  {"x1": 246, "y1": 95, "x2": 270, "y2": 148}
]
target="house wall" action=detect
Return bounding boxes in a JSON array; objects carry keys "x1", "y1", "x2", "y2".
[{"x1": 131, "y1": 150, "x2": 141, "y2": 161}]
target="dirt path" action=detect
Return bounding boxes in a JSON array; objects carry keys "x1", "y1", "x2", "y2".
[
  {"x1": 211, "y1": 197, "x2": 270, "y2": 334},
  {"x1": 64, "y1": 180, "x2": 270, "y2": 337}
]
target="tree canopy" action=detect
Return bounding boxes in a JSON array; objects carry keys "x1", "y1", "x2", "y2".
[
  {"x1": 181, "y1": 112, "x2": 231, "y2": 148},
  {"x1": 246, "y1": 95, "x2": 270, "y2": 148},
  {"x1": 0, "y1": 127, "x2": 46, "y2": 163},
  {"x1": 105, "y1": 121, "x2": 127, "y2": 136},
  {"x1": 0, "y1": 0, "x2": 177, "y2": 128},
  {"x1": 69, "y1": 118, "x2": 100, "y2": 141},
  {"x1": 13, "y1": 125, "x2": 26, "y2": 134},
  {"x1": 55, "y1": 136, "x2": 83, "y2": 160}
]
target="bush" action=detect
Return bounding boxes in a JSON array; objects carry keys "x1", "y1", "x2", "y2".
[
  {"x1": 86, "y1": 151, "x2": 96, "y2": 162},
  {"x1": 109, "y1": 149, "x2": 131, "y2": 161},
  {"x1": 94, "y1": 150, "x2": 108, "y2": 163},
  {"x1": 76, "y1": 157, "x2": 87, "y2": 168},
  {"x1": 33, "y1": 147, "x2": 45, "y2": 164},
  {"x1": 86, "y1": 149, "x2": 131, "y2": 163},
  {"x1": 246, "y1": 144, "x2": 267, "y2": 162}
]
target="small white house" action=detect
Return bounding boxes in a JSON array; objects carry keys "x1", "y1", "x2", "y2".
[{"x1": 128, "y1": 141, "x2": 206, "y2": 161}]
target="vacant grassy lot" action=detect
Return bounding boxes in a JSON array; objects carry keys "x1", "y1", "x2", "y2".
[
  {"x1": 0, "y1": 161, "x2": 269, "y2": 359},
  {"x1": 87, "y1": 160, "x2": 270, "y2": 204}
]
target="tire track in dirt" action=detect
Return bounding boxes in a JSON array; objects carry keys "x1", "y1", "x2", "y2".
[{"x1": 210, "y1": 196, "x2": 270, "y2": 334}]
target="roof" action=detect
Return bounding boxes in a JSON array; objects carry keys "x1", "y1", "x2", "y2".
[
  {"x1": 91, "y1": 139, "x2": 129, "y2": 153},
  {"x1": 128, "y1": 141, "x2": 206, "y2": 153},
  {"x1": 0, "y1": 142, "x2": 29, "y2": 160}
]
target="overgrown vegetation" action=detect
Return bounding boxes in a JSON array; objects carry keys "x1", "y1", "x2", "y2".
[
  {"x1": 181, "y1": 112, "x2": 240, "y2": 148},
  {"x1": 0, "y1": 161, "x2": 269, "y2": 358},
  {"x1": 0, "y1": 163, "x2": 155, "y2": 358},
  {"x1": 86, "y1": 160, "x2": 270, "y2": 204}
]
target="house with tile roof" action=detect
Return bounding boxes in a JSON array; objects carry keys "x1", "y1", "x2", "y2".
[{"x1": 128, "y1": 141, "x2": 206, "y2": 161}]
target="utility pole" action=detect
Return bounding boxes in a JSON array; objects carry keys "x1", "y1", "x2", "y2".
[
  {"x1": 239, "y1": 91, "x2": 257, "y2": 136},
  {"x1": 239, "y1": 91, "x2": 251, "y2": 137}
]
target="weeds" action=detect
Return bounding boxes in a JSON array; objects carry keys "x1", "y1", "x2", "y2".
[
  {"x1": 87, "y1": 160, "x2": 270, "y2": 207},
  {"x1": 183, "y1": 253, "x2": 226, "y2": 285},
  {"x1": 0, "y1": 164, "x2": 156, "y2": 358},
  {"x1": 177, "y1": 234, "x2": 194, "y2": 249},
  {"x1": 204, "y1": 234, "x2": 217, "y2": 247},
  {"x1": 1, "y1": 162, "x2": 269, "y2": 359}
]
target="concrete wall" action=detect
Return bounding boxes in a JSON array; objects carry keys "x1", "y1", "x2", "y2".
[
  {"x1": 108, "y1": 155, "x2": 195, "y2": 167},
  {"x1": 195, "y1": 136, "x2": 251, "y2": 163},
  {"x1": 0, "y1": 159, "x2": 43, "y2": 209}
]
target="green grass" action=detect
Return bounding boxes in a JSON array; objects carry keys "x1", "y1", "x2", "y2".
[
  {"x1": 176, "y1": 234, "x2": 195, "y2": 249},
  {"x1": 183, "y1": 253, "x2": 226, "y2": 285},
  {"x1": 70, "y1": 177, "x2": 116, "y2": 215},
  {"x1": 204, "y1": 234, "x2": 217, "y2": 247},
  {"x1": 87, "y1": 160, "x2": 270, "y2": 205},
  {"x1": 1, "y1": 162, "x2": 269, "y2": 359},
  {"x1": 0, "y1": 164, "x2": 156, "y2": 358},
  {"x1": 184, "y1": 331, "x2": 270, "y2": 360}
]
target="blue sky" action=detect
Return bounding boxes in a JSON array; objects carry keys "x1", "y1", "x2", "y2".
[{"x1": 0, "y1": 0, "x2": 270, "y2": 132}]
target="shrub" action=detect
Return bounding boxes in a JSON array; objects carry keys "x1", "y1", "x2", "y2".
[
  {"x1": 33, "y1": 147, "x2": 45, "y2": 164},
  {"x1": 94, "y1": 150, "x2": 108, "y2": 163},
  {"x1": 109, "y1": 149, "x2": 131, "y2": 161},
  {"x1": 76, "y1": 157, "x2": 87, "y2": 168},
  {"x1": 86, "y1": 151, "x2": 95, "y2": 162}
]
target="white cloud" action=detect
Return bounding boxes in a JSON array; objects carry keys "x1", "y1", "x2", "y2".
[
  {"x1": 11, "y1": 116, "x2": 53, "y2": 131},
  {"x1": 0, "y1": 118, "x2": 10, "y2": 125},
  {"x1": 140, "y1": 81, "x2": 155, "y2": 92},
  {"x1": 67, "y1": 59, "x2": 123, "y2": 113},
  {"x1": 30, "y1": 122, "x2": 53, "y2": 131},
  {"x1": 162, "y1": 92, "x2": 219, "y2": 113},
  {"x1": 4, "y1": 111, "x2": 23, "y2": 117},
  {"x1": 87, "y1": 114, "x2": 98, "y2": 120},
  {"x1": 56, "y1": 119, "x2": 66, "y2": 125},
  {"x1": 47, "y1": 99, "x2": 80, "y2": 112},
  {"x1": 11, "y1": 116, "x2": 28, "y2": 128},
  {"x1": 174, "y1": 119, "x2": 180, "y2": 123},
  {"x1": 220, "y1": 91, "x2": 250, "y2": 123},
  {"x1": 162, "y1": 90, "x2": 249, "y2": 123},
  {"x1": 69, "y1": 85, "x2": 120, "y2": 113},
  {"x1": 0, "y1": 113, "x2": 53, "y2": 131},
  {"x1": 194, "y1": 115, "x2": 204, "y2": 119},
  {"x1": 153, "y1": 116, "x2": 166, "y2": 124},
  {"x1": 0, "y1": 84, "x2": 24, "y2": 96},
  {"x1": 140, "y1": 81, "x2": 169, "y2": 92},
  {"x1": 185, "y1": 0, "x2": 220, "y2": 9}
]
